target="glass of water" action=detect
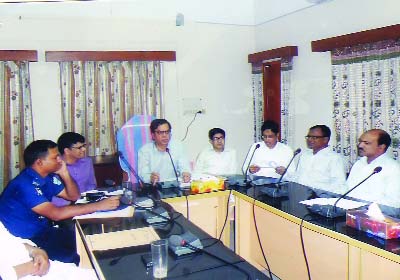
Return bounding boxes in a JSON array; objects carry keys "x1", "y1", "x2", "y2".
[{"x1": 151, "y1": 239, "x2": 168, "y2": 278}]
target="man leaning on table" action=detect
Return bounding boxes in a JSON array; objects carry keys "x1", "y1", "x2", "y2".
[
  {"x1": 242, "y1": 120, "x2": 293, "y2": 179},
  {"x1": 345, "y1": 129, "x2": 400, "y2": 208},
  {"x1": 0, "y1": 140, "x2": 120, "y2": 265},
  {"x1": 285, "y1": 125, "x2": 346, "y2": 193},
  {"x1": 138, "y1": 118, "x2": 191, "y2": 185}
]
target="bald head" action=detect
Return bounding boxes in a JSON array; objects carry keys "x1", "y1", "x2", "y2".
[{"x1": 358, "y1": 129, "x2": 391, "y2": 163}]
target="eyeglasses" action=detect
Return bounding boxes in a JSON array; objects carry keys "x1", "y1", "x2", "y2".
[
  {"x1": 212, "y1": 136, "x2": 225, "y2": 141},
  {"x1": 155, "y1": 130, "x2": 171, "y2": 136},
  {"x1": 71, "y1": 144, "x2": 87, "y2": 150},
  {"x1": 305, "y1": 136, "x2": 326, "y2": 140}
]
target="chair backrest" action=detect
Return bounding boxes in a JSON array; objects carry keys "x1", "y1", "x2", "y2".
[{"x1": 116, "y1": 115, "x2": 155, "y2": 182}]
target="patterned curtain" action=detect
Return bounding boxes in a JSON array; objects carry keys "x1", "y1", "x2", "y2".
[
  {"x1": 332, "y1": 39, "x2": 400, "y2": 170},
  {"x1": 59, "y1": 61, "x2": 163, "y2": 156},
  {"x1": 251, "y1": 62, "x2": 264, "y2": 141},
  {"x1": 251, "y1": 58, "x2": 294, "y2": 144},
  {"x1": 280, "y1": 57, "x2": 294, "y2": 146},
  {"x1": 0, "y1": 61, "x2": 34, "y2": 191}
]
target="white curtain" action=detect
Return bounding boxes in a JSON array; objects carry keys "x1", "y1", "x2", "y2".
[
  {"x1": 59, "y1": 61, "x2": 163, "y2": 156},
  {"x1": 0, "y1": 61, "x2": 34, "y2": 191},
  {"x1": 331, "y1": 39, "x2": 400, "y2": 170}
]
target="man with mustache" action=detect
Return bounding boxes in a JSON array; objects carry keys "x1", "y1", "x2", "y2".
[{"x1": 345, "y1": 129, "x2": 400, "y2": 208}]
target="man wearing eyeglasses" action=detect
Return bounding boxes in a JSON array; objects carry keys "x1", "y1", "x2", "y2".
[
  {"x1": 138, "y1": 119, "x2": 191, "y2": 185},
  {"x1": 242, "y1": 120, "x2": 293, "y2": 179},
  {"x1": 0, "y1": 140, "x2": 120, "y2": 265},
  {"x1": 287, "y1": 125, "x2": 346, "y2": 193},
  {"x1": 52, "y1": 132, "x2": 97, "y2": 207},
  {"x1": 194, "y1": 128, "x2": 237, "y2": 175}
]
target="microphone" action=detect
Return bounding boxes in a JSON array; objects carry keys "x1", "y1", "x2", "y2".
[
  {"x1": 261, "y1": 148, "x2": 301, "y2": 198},
  {"x1": 277, "y1": 148, "x2": 301, "y2": 184},
  {"x1": 118, "y1": 151, "x2": 144, "y2": 188},
  {"x1": 166, "y1": 147, "x2": 180, "y2": 188},
  {"x1": 310, "y1": 166, "x2": 382, "y2": 218},
  {"x1": 243, "y1": 143, "x2": 261, "y2": 184},
  {"x1": 168, "y1": 232, "x2": 203, "y2": 256}
]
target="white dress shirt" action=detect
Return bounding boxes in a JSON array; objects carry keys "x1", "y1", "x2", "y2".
[
  {"x1": 242, "y1": 141, "x2": 293, "y2": 179},
  {"x1": 0, "y1": 222, "x2": 96, "y2": 280},
  {"x1": 346, "y1": 153, "x2": 400, "y2": 208},
  {"x1": 286, "y1": 147, "x2": 347, "y2": 193},
  {"x1": 138, "y1": 140, "x2": 191, "y2": 183},
  {"x1": 194, "y1": 147, "x2": 237, "y2": 175}
]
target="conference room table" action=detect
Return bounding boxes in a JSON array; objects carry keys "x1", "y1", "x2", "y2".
[
  {"x1": 76, "y1": 180, "x2": 400, "y2": 280},
  {"x1": 75, "y1": 186, "x2": 269, "y2": 280}
]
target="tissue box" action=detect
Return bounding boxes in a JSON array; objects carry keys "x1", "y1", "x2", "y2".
[
  {"x1": 346, "y1": 209, "x2": 400, "y2": 239},
  {"x1": 190, "y1": 177, "x2": 225, "y2": 194}
]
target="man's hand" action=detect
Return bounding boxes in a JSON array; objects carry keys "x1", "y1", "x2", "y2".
[
  {"x1": 181, "y1": 172, "x2": 191, "y2": 183},
  {"x1": 249, "y1": 165, "x2": 260, "y2": 174},
  {"x1": 150, "y1": 172, "x2": 160, "y2": 186},
  {"x1": 275, "y1": 166, "x2": 286, "y2": 175},
  {"x1": 95, "y1": 196, "x2": 120, "y2": 211},
  {"x1": 26, "y1": 245, "x2": 50, "y2": 276},
  {"x1": 54, "y1": 160, "x2": 70, "y2": 179}
]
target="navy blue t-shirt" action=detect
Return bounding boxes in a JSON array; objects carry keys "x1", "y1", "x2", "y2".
[{"x1": 0, "y1": 168, "x2": 64, "y2": 238}]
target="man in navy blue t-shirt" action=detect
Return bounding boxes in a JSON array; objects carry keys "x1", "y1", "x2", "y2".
[{"x1": 0, "y1": 140, "x2": 120, "y2": 264}]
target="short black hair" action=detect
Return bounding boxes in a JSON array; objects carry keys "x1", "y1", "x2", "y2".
[
  {"x1": 150, "y1": 119, "x2": 172, "y2": 133},
  {"x1": 208, "y1": 128, "x2": 225, "y2": 140},
  {"x1": 310, "y1": 125, "x2": 331, "y2": 139},
  {"x1": 261, "y1": 120, "x2": 279, "y2": 135},
  {"x1": 24, "y1": 140, "x2": 57, "y2": 167},
  {"x1": 57, "y1": 132, "x2": 85, "y2": 154},
  {"x1": 377, "y1": 130, "x2": 391, "y2": 151}
]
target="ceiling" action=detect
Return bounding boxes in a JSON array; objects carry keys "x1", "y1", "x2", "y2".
[{"x1": 0, "y1": 0, "x2": 334, "y2": 26}]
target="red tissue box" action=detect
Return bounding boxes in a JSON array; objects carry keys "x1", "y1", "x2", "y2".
[{"x1": 346, "y1": 209, "x2": 400, "y2": 239}]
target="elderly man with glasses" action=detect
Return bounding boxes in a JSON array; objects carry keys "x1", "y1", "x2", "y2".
[
  {"x1": 286, "y1": 125, "x2": 346, "y2": 193},
  {"x1": 242, "y1": 120, "x2": 293, "y2": 180},
  {"x1": 194, "y1": 128, "x2": 237, "y2": 175},
  {"x1": 138, "y1": 119, "x2": 191, "y2": 185},
  {"x1": 52, "y1": 132, "x2": 97, "y2": 207}
]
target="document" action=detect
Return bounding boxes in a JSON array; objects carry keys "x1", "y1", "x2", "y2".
[
  {"x1": 73, "y1": 205, "x2": 134, "y2": 219},
  {"x1": 86, "y1": 227, "x2": 160, "y2": 251},
  {"x1": 300, "y1": 197, "x2": 368, "y2": 210}
]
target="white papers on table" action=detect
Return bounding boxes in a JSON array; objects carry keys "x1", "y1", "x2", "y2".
[
  {"x1": 73, "y1": 206, "x2": 134, "y2": 219},
  {"x1": 300, "y1": 197, "x2": 368, "y2": 210},
  {"x1": 86, "y1": 227, "x2": 160, "y2": 251}
]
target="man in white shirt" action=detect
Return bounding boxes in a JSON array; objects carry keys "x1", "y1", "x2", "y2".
[
  {"x1": 138, "y1": 119, "x2": 191, "y2": 185},
  {"x1": 346, "y1": 129, "x2": 400, "y2": 208},
  {"x1": 194, "y1": 128, "x2": 237, "y2": 175},
  {"x1": 287, "y1": 125, "x2": 346, "y2": 193},
  {"x1": 242, "y1": 120, "x2": 293, "y2": 179},
  {"x1": 0, "y1": 221, "x2": 96, "y2": 280}
]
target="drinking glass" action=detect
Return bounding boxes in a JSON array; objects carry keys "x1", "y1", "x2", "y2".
[{"x1": 151, "y1": 239, "x2": 168, "y2": 278}]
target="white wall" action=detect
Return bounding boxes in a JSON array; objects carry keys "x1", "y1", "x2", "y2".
[
  {"x1": 254, "y1": 0, "x2": 400, "y2": 150},
  {"x1": 0, "y1": 3, "x2": 255, "y2": 168}
]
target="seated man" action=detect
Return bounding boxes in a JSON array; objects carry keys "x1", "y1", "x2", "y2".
[
  {"x1": 286, "y1": 125, "x2": 346, "y2": 193},
  {"x1": 0, "y1": 140, "x2": 120, "y2": 264},
  {"x1": 138, "y1": 119, "x2": 191, "y2": 185},
  {"x1": 346, "y1": 129, "x2": 400, "y2": 208},
  {"x1": 194, "y1": 128, "x2": 237, "y2": 175},
  {"x1": 242, "y1": 120, "x2": 293, "y2": 179},
  {"x1": 52, "y1": 132, "x2": 96, "y2": 207},
  {"x1": 0, "y1": 221, "x2": 97, "y2": 280}
]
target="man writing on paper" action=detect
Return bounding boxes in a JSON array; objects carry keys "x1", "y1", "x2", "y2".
[
  {"x1": 242, "y1": 120, "x2": 293, "y2": 179},
  {"x1": 346, "y1": 129, "x2": 400, "y2": 208},
  {"x1": 0, "y1": 140, "x2": 120, "y2": 265},
  {"x1": 194, "y1": 128, "x2": 237, "y2": 175},
  {"x1": 286, "y1": 125, "x2": 346, "y2": 193},
  {"x1": 138, "y1": 119, "x2": 191, "y2": 185}
]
